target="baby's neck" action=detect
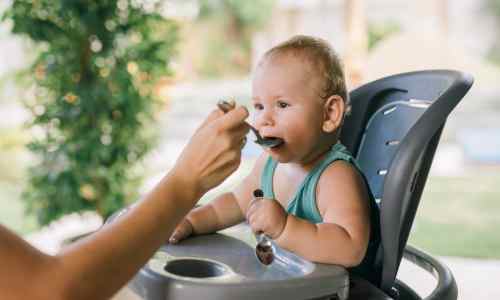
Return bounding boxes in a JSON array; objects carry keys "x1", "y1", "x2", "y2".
[{"x1": 289, "y1": 142, "x2": 336, "y2": 172}]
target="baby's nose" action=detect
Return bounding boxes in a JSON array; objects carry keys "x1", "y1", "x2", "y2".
[{"x1": 254, "y1": 110, "x2": 275, "y2": 129}]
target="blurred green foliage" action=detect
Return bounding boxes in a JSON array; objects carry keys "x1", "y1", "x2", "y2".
[
  {"x1": 195, "y1": 0, "x2": 275, "y2": 77},
  {"x1": 2, "y1": 0, "x2": 178, "y2": 225}
]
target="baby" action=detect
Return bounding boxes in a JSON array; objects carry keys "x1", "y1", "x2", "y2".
[{"x1": 170, "y1": 35, "x2": 381, "y2": 285}]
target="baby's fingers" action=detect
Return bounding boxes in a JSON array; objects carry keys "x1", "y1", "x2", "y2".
[
  {"x1": 246, "y1": 199, "x2": 260, "y2": 223},
  {"x1": 247, "y1": 209, "x2": 265, "y2": 234},
  {"x1": 169, "y1": 220, "x2": 193, "y2": 244},
  {"x1": 168, "y1": 228, "x2": 183, "y2": 244}
]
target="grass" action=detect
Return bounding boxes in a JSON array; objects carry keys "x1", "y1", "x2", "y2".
[{"x1": 409, "y1": 166, "x2": 500, "y2": 259}]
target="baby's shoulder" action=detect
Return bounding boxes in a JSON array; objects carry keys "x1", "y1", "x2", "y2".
[
  {"x1": 316, "y1": 160, "x2": 366, "y2": 204},
  {"x1": 318, "y1": 159, "x2": 360, "y2": 184}
]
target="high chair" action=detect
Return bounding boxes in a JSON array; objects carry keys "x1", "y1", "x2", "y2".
[{"x1": 345, "y1": 69, "x2": 473, "y2": 300}]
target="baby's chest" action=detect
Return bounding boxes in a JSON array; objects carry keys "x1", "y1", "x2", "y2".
[{"x1": 272, "y1": 169, "x2": 308, "y2": 208}]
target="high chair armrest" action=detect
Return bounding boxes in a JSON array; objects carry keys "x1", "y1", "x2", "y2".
[
  {"x1": 349, "y1": 245, "x2": 457, "y2": 300},
  {"x1": 394, "y1": 245, "x2": 458, "y2": 300}
]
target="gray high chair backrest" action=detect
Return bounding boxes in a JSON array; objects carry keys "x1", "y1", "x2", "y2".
[{"x1": 340, "y1": 70, "x2": 473, "y2": 296}]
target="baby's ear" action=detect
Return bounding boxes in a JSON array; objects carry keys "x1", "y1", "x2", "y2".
[{"x1": 322, "y1": 95, "x2": 345, "y2": 133}]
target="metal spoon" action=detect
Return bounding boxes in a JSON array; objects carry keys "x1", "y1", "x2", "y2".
[
  {"x1": 252, "y1": 189, "x2": 275, "y2": 266},
  {"x1": 217, "y1": 100, "x2": 284, "y2": 148},
  {"x1": 255, "y1": 233, "x2": 274, "y2": 266}
]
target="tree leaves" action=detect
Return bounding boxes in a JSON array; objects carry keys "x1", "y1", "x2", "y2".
[{"x1": 4, "y1": 0, "x2": 178, "y2": 224}]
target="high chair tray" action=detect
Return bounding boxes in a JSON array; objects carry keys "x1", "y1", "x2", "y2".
[{"x1": 127, "y1": 223, "x2": 349, "y2": 300}]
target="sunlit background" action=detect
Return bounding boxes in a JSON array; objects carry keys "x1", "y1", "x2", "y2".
[{"x1": 1, "y1": 1, "x2": 499, "y2": 299}]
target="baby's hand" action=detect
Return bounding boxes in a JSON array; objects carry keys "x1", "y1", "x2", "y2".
[
  {"x1": 246, "y1": 198, "x2": 287, "y2": 239},
  {"x1": 169, "y1": 218, "x2": 194, "y2": 244}
]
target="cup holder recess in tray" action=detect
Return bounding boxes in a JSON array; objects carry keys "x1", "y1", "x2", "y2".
[{"x1": 164, "y1": 258, "x2": 229, "y2": 278}]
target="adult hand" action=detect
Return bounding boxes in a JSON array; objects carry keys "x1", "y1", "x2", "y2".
[
  {"x1": 247, "y1": 198, "x2": 288, "y2": 239},
  {"x1": 171, "y1": 106, "x2": 250, "y2": 198}
]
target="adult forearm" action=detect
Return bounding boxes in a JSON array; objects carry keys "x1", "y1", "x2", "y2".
[
  {"x1": 0, "y1": 171, "x2": 197, "y2": 300},
  {"x1": 275, "y1": 215, "x2": 366, "y2": 266},
  {"x1": 0, "y1": 225, "x2": 58, "y2": 300},
  {"x1": 56, "y1": 171, "x2": 201, "y2": 300}
]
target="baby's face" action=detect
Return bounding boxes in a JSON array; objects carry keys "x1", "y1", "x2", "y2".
[{"x1": 251, "y1": 54, "x2": 328, "y2": 164}]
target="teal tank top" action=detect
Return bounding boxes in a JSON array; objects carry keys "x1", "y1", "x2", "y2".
[{"x1": 260, "y1": 142, "x2": 382, "y2": 286}]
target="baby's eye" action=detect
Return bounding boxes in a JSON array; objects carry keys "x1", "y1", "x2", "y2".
[
  {"x1": 277, "y1": 101, "x2": 289, "y2": 109},
  {"x1": 253, "y1": 103, "x2": 264, "y2": 110}
]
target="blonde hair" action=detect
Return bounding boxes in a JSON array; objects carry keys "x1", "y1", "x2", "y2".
[{"x1": 261, "y1": 35, "x2": 349, "y2": 110}]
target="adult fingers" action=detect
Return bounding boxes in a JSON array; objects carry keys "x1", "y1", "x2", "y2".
[
  {"x1": 228, "y1": 128, "x2": 250, "y2": 149},
  {"x1": 197, "y1": 109, "x2": 224, "y2": 131},
  {"x1": 231, "y1": 123, "x2": 251, "y2": 137},
  {"x1": 215, "y1": 106, "x2": 249, "y2": 131}
]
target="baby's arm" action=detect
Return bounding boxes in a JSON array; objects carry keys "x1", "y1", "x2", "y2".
[
  {"x1": 168, "y1": 192, "x2": 242, "y2": 243},
  {"x1": 169, "y1": 153, "x2": 269, "y2": 243},
  {"x1": 275, "y1": 161, "x2": 371, "y2": 267}
]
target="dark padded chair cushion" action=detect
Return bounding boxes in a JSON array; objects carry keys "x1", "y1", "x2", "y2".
[{"x1": 357, "y1": 100, "x2": 430, "y2": 201}]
